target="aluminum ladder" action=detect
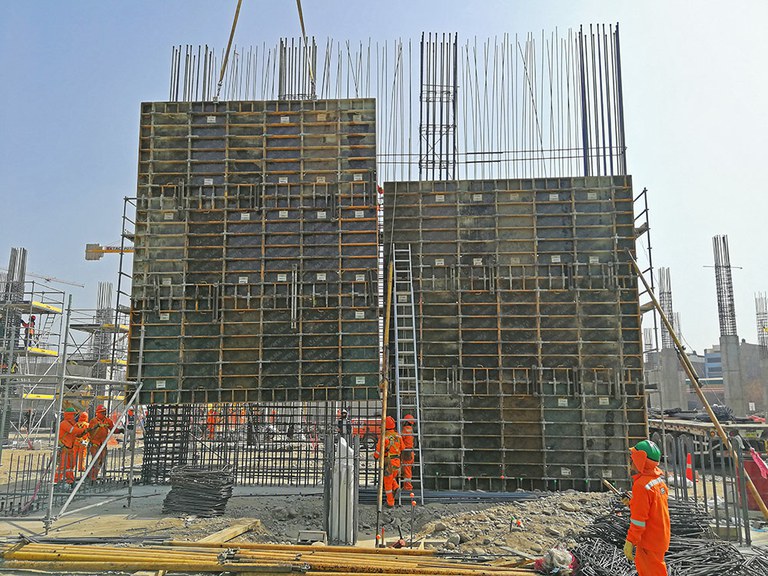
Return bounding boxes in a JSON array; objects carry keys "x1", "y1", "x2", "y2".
[{"x1": 392, "y1": 244, "x2": 425, "y2": 504}]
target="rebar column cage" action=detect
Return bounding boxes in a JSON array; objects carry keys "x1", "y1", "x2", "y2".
[
  {"x1": 658, "y1": 267, "x2": 675, "y2": 350},
  {"x1": 419, "y1": 32, "x2": 458, "y2": 181},
  {"x1": 755, "y1": 293, "x2": 768, "y2": 353},
  {"x1": 713, "y1": 235, "x2": 738, "y2": 337}
]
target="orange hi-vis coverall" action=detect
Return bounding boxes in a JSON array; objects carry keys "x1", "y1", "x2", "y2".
[
  {"x1": 73, "y1": 413, "x2": 90, "y2": 472},
  {"x1": 400, "y1": 421, "x2": 415, "y2": 491},
  {"x1": 374, "y1": 426, "x2": 403, "y2": 507},
  {"x1": 88, "y1": 413, "x2": 114, "y2": 480},
  {"x1": 627, "y1": 449, "x2": 671, "y2": 576},
  {"x1": 55, "y1": 411, "x2": 86, "y2": 484},
  {"x1": 206, "y1": 409, "x2": 219, "y2": 440}
]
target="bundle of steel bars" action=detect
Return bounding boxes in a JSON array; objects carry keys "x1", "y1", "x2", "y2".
[
  {"x1": 161, "y1": 465, "x2": 234, "y2": 517},
  {"x1": 574, "y1": 497, "x2": 753, "y2": 575},
  {"x1": 0, "y1": 540, "x2": 538, "y2": 574}
]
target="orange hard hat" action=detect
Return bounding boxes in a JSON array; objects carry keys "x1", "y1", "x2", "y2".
[
  {"x1": 385, "y1": 416, "x2": 396, "y2": 430},
  {"x1": 79, "y1": 412, "x2": 88, "y2": 422},
  {"x1": 96, "y1": 404, "x2": 106, "y2": 413},
  {"x1": 404, "y1": 414, "x2": 415, "y2": 423}
]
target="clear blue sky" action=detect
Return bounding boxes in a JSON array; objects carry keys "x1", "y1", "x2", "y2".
[{"x1": 1, "y1": 1, "x2": 767, "y2": 354}]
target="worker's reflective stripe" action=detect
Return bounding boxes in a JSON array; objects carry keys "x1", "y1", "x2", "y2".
[
  {"x1": 630, "y1": 518, "x2": 646, "y2": 527},
  {"x1": 645, "y1": 477, "x2": 664, "y2": 490},
  {"x1": 385, "y1": 490, "x2": 393, "y2": 494}
]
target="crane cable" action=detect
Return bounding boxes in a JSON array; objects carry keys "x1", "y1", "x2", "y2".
[
  {"x1": 215, "y1": 0, "x2": 244, "y2": 101},
  {"x1": 295, "y1": 0, "x2": 316, "y2": 97}
]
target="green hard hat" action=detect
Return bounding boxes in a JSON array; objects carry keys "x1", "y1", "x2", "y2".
[
  {"x1": 633, "y1": 439, "x2": 661, "y2": 462},
  {"x1": 64, "y1": 407, "x2": 77, "y2": 413}
]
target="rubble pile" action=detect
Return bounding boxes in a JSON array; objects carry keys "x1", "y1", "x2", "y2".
[{"x1": 415, "y1": 491, "x2": 613, "y2": 556}]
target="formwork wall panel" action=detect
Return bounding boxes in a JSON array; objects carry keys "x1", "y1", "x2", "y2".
[
  {"x1": 129, "y1": 99, "x2": 379, "y2": 404},
  {"x1": 385, "y1": 176, "x2": 645, "y2": 491}
]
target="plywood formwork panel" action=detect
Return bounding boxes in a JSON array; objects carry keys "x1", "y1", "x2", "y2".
[
  {"x1": 384, "y1": 176, "x2": 645, "y2": 491},
  {"x1": 130, "y1": 99, "x2": 379, "y2": 404}
]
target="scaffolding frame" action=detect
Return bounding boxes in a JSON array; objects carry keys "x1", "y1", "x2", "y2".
[{"x1": 1, "y1": 289, "x2": 143, "y2": 532}]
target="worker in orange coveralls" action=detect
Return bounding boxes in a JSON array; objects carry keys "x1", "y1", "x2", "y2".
[
  {"x1": 88, "y1": 405, "x2": 120, "y2": 481},
  {"x1": 623, "y1": 439, "x2": 671, "y2": 576},
  {"x1": 374, "y1": 416, "x2": 402, "y2": 507},
  {"x1": 400, "y1": 414, "x2": 416, "y2": 491},
  {"x1": 55, "y1": 407, "x2": 87, "y2": 485},
  {"x1": 73, "y1": 412, "x2": 90, "y2": 472},
  {"x1": 206, "y1": 405, "x2": 219, "y2": 440}
]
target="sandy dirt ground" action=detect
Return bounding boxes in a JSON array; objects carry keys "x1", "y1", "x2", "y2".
[{"x1": 0, "y1": 483, "x2": 613, "y2": 558}]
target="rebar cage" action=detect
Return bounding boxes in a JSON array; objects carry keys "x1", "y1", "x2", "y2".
[{"x1": 140, "y1": 400, "x2": 381, "y2": 486}]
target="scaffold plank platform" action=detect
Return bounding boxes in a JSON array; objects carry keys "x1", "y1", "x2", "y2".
[{"x1": 5, "y1": 300, "x2": 63, "y2": 315}]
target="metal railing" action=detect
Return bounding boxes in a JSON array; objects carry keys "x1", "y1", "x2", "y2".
[{"x1": 653, "y1": 429, "x2": 756, "y2": 546}]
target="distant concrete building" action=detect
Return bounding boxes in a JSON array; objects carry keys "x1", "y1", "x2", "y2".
[
  {"x1": 704, "y1": 346, "x2": 722, "y2": 379},
  {"x1": 644, "y1": 349, "x2": 704, "y2": 411},
  {"x1": 645, "y1": 340, "x2": 768, "y2": 415}
]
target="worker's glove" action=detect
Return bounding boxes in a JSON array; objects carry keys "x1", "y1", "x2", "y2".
[{"x1": 623, "y1": 540, "x2": 635, "y2": 562}]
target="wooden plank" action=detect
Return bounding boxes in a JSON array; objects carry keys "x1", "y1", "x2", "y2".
[{"x1": 197, "y1": 520, "x2": 262, "y2": 543}]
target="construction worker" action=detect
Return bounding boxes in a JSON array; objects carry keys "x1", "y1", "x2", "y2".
[
  {"x1": 400, "y1": 414, "x2": 416, "y2": 491},
  {"x1": 20, "y1": 315, "x2": 36, "y2": 347},
  {"x1": 55, "y1": 407, "x2": 87, "y2": 485},
  {"x1": 206, "y1": 405, "x2": 218, "y2": 440},
  {"x1": 337, "y1": 408, "x2": 352, "y2": 437},
  {"x1": 88, "y1": 405, "x2": 119, "y2": 481},
  {"x1": 73, "y1": 412, "x2": 90, "y2": 472},
  {"x1": 374, "y1": 415, "x2": 402, "y2": 507},
  {"x1": 126, "y1": 408, "x2": 135, "y2": 432},
  {"x1": 623, "y1": 439, "x2": 671, "y2": 576}
]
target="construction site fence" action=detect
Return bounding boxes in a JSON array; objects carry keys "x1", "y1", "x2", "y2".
[
  {"x1": 651, "y1": 428, "x2": 756, "y2": 546},
  {"x1": 141, "y1": 401, "x2": 381, "y2": 487}
]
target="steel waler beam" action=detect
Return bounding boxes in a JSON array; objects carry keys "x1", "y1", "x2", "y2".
[{"x1": 629, "y1": 253, "x2": 768, "y2": 520}]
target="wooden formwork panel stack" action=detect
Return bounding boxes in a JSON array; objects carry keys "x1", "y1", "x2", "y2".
[
  {"x1": 129, "y1": 99, "x2": 379, "y2": 404},
  {"x1": 384, "y1": 176, "x2": 645, "y2": 491}
]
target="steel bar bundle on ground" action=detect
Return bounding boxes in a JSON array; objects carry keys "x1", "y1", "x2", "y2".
[
  {"x1": 573, "y1": 497, "x2": 758, "y2": 575},
  {"x1": 162, "y1": 465, "x2": 234, "y2": 517},
  {"x1": 0, "y1": 539, "x2": 538, "y2": 574}
]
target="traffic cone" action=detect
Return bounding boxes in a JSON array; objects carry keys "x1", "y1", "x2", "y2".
[{"x1": 685, "y1": 452, "x2": 694, "y2": 482}]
